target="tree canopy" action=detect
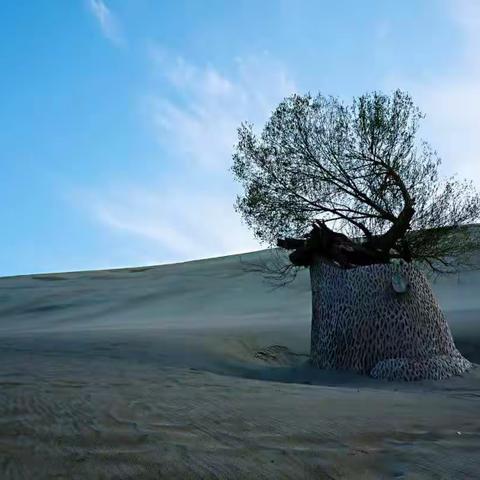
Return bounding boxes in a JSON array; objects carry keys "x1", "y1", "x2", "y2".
[{"x1": 232, "y1": 90, "x2": 480, "y2": 272}]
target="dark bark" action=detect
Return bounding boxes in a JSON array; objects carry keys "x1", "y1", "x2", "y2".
[{"x1": 278, "y1": 219, "x2": 408, "y2": 268}]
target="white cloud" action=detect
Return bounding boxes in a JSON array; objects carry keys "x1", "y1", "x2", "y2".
[
  {"x1": 85, "y1": 185, "x2": 260, "y2": 262},
  {"x1": 385, "y1": 0, "x2": 480, "y2": 183},
  {"x1": 83, "y1": 54, "x2": 296, "y2": 263},
  {"x1": 412, "y1": 81, "x2": 480, "y2": 180},
  {"x1": 88, "y1": 0, "x2": 124, "y2": 46},
  {"x1": 148, "y1": 52, "x2": 296, "y2": 169}
]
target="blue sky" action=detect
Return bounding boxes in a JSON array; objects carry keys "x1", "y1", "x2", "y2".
[{"x1": 1, "y1": 0, "x2": 479, "y2": 276}]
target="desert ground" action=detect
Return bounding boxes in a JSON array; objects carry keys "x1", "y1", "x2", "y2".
[{"x1": 0, "y1": 250, "x2": 479, "y2": 479}]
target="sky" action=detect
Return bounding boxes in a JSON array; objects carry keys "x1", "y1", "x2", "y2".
[{"x1": 1, "y1": 0, "x2": 479, "y2": 276}]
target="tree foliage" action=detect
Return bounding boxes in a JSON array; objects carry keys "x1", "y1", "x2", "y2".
[{"x1": 232, "y1": 90, "x2": 480, "y2": 272}]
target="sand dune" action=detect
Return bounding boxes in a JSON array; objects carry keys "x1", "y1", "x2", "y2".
[{"x1": 0, "y1": 249, "x2": 479, "y2": 479}]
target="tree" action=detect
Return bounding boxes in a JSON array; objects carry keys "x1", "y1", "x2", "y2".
[
  {"x1": 232, "y1": 90, "x2": 480, "y2": 274},
  {"x1": 231, "y1": 90, "x2": 477, "y2": 381}
]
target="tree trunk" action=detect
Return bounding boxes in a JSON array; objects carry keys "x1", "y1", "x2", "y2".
[
  {"x1": 309, "y1": 257, "x2": 471, "y2": 380},
  {"x1": 277, "y1": 220, "x2": 403, "y2": 268}
]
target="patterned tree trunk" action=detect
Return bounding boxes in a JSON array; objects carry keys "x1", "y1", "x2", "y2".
[{"x1": 310, "y1": 258, "x2": 472, "y2": 380}]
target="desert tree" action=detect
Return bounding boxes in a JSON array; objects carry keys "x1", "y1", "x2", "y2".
[{"x1": 232, "y1": 90, "x2": 480, "y2": 277}]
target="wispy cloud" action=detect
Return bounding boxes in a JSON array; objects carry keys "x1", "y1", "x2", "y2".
[
  {"x1": 87, "y1": 0, "x2": 124, "y2": 46},
  {"x1": 148, "y1": 51, "x2": 296, "y2": 169},
  {"x1": 85, "y1": 185, "x2": 260, "y2": 260},
  {"x1": 81, "y1": 53, "x2": 296, "y2": 263},
  {"x1": 386, "y1": 0, "x2": 480, "y2": 182}
]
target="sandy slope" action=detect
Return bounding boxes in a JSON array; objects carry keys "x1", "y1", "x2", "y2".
[{"x1": 0, "y1": 249, "x2": 479, "y2": 479}]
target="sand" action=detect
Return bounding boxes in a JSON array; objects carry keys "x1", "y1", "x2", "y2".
[{"x1": 0, "y1": 250, "x2": 479, "y2": 479}]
